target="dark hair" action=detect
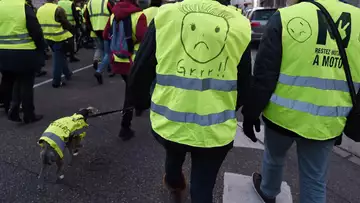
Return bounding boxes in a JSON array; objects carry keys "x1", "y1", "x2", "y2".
[{"x1": 150, "y1": 0, "x2": 162, "y2": 7}]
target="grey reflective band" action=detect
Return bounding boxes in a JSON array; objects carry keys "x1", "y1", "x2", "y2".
[
  {"x1": 89, "y1": 0, "x2": 93, "y2": 15},
  {"x1": 89, "y1": 13, "x2": 110, "y2": 17},
  {"x1": 43, "y1": 30, "x2": 69, "y2": 36},
  {"x1": 278, "y1": 73, "x2": 360, "y2": 92},
  {"x1": 156, "y1": 74, "x2": 237, "y2": 92},
  {"x1": 0, "y1": 39, "x2": 32, "y2": 44},
  {"x1": 0, "y1": 33, "x2": 30, "y2": 39},
  {"x1": 270, "y1": 94, "x2": 352, "y2": 117},
  {"x1": 42, "y1": 132, "x2": 66, "y2": 152},
  {"x1": 151, "y1": 102, "x2": 236, "y2": 126},
  {"x1": 41, "y1": 24, "x2": 62, "y2": 28},
  {"x1": 88, "y1": 0, "x2": 109, "y2": 17}
]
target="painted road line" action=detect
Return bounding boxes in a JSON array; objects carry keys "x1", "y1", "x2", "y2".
[
  {"x1": 223, "y1": 172, "x2": 293, "y2": 203},
  {"x1": 33, "y1": 64, "x2": 93, "y2": 88},
  {"x1": 234, "y1": 122, "x2": 265, "y2": 150}
]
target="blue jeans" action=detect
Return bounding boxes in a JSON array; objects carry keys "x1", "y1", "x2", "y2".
[
  {"x1": 261, "y1": 125, "x2": 335, "y2": 203},
  {"x1": 93, "y1": 36, "x2": 104, "y2": 62},
  {"x1": 49, "y1": 41, "x2": 71, "y2": 86},
  {"x1": 96, "y1": 40, "x2": 111, "y2": 73}
]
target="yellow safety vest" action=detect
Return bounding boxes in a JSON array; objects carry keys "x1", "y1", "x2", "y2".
[
  {"x1": 37, "y1": 3, "x2": 73, "y2": 42},
  {"x1": 87, "y1": 0, "x2": 110, "y2": 31},
  {"x1": 38, "y1": 114, "x2": 88, "y2": 158},
  {"x1": 143, "y1": 7, "x2": 159, "y2": 26},
  {"x1": 0, "y1": 0, "x2": 36, "y2": 50},
  {"x1": 110, "y1": 12, "x2": 143, "y2": 63},
  {"x1": 263, "y1": 0, "x2": 360, "y2": 140},
  {"x1": 57, "y1": 0, "x2": 76, "y2": 25},
  {"x1": 152, "y1": 0, "x2": 251, "y2": 147}
]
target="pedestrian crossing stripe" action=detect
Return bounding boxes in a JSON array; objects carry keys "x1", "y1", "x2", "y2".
[{"x1": 235, "y1": 122, "x2": 265, "y2": 150}]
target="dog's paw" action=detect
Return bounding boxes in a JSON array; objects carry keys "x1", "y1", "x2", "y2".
[{"x1": 59, "y1": 175, "x2": 64, "y2": 180}]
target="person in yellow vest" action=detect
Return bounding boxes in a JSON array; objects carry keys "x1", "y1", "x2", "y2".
[
  {"x1": 37, "y1": 0, "x2": 75, "y2": 88},
  {"x1": 241, "y1": 0, "x2": 360, "y2": 202},
  {"x1": 57, "y1": 0, "x2": 81, "y2": 62},
  {"x1": 127, "y1": 0, "x2": 252, "y2": 201},
  {"x1": 0, "y1": 0, "x2": 45, "y2": 123},
  {"x1": 143, "y1": 0, "x2": 162, "y2": 26},
  {"x1": 83, "y1": 0, "x2": 114, "y2": 74}
]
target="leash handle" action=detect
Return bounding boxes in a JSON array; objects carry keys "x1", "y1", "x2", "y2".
[{"x1": 88, "y1": 107, "x2": 134, "y2": 118}]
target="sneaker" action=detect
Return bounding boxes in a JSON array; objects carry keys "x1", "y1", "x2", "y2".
[
  {"x1": 69, "y1": 56, "x2": 80, "y2": 63},
  {"x1": 94, "y1": 72, "x2": 103, "y2": 85},
  {"x1": 118, "y1": 127, "x2": 135, "y2": 141},
  {"x1": 36, "y1": 70, "x2": 47, "y2": 77},
  {"x1": 108, "y1": 72, "x2": 115, "y2": 78},
  {"x1": 52, "y1": 82, "x2": 66, "y2": 88},
  {"x1": 163, "y1": 174, "x2": 186, "y2": 203},
  {"x1": 65, "y1": 72, "x2": 73, "y2": 81},
  {"x1": 252, "y1": 172, "x2": 276, "y2": 203},
  {"x1": 23, "y1": 114, "x2": 44, "y2": 124},
  {"x1": 93, "y1": 60, "x2": 98, "y2": 71},
  {"x1": 7, "y1": 107, "x2": 22, "y2": 122}
]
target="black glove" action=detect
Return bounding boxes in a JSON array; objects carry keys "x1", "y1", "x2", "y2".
[
  {"x1": 242, "y1": 118, "x2": 261, "y2": 142},
  {"x1": 135, "y1": 108, "x2": 145, "y2": 117}
]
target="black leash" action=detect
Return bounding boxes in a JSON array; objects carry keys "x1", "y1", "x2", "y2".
[{"x1": 88, "y1": 107, "x2": 134, "y2": 118}]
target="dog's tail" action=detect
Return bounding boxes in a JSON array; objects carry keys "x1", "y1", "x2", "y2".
[{"x1": 40, "y1": 145, "x2": 56, "y2": 165}]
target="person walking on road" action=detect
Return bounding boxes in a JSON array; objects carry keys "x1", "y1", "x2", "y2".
[
  {"x1": 127, "y1": 0, "x2": 252, "y2": 201},
  {"x1": 241, "y1": 0, "x2": 360, "y2": 203},
  {"x1": 57, "y1": 0, "x2": 82, "y2": 62},
  {"x1": 103, "y1": 0, "x2": 147, "y2": 140},
  {"x1": 37, "y1": 0, "x2": 75, "y2": 88},
  {"x1": 0, "y1": 0, "x2": 45, "y2": 123}
]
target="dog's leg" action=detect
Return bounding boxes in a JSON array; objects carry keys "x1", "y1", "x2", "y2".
[
  {"x1": 56, "y1": 158, "x2": 65, "y2": 181},
  {"x1": 68, "y1": 145, "x2": 74, "y2": 166},
  {"x1": 37, "y1": 163, "x2": 47, "y2": 190}
]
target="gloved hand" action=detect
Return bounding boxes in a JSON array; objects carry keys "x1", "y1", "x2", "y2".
[{"x1": 242, "y1": 118, "x2": 261, "y2": 142}]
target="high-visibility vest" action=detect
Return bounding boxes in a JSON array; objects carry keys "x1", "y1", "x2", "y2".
[
  {"x1": 0, "y1": 0, "x2": 36, "y2": 50},
  {"x1": 38, "y1": 114, "x2": 88, "y2": 158},
  {"x1": 87, "y1": 0, "x2": 110, "y2": 31},
  {"x1": 263, "y1": 0, "x2": 360, "y2": 140},
  {"x1": 57, "y1": 0, "x2": 76, "y2": 25},
  {"x1": 37, "y1": 3, "x2": 73, "y2": 42},
  {"x1": 151, "y1": 0, "x2": 251, "y2": 147},
  {"x1": 110, "y1": 12, "x2": 143, "y2": 64},
  {"x1": 143, "y1": 7, "x2": 159, "y2": 26}
]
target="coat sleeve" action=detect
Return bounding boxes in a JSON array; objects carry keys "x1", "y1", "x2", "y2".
[
  {"x1": 55, "y1": 7, "x2": 75, "y2": 34},
  {"x1": 25, "y1": 4, "x2": 45, "y2": 51},
  {"x1": 128, "y1": 20, "x2": 157, "y2": 110},
  {"x1": 135, "y1": 13, "x2": 148, "y2": 43},
  {"x1": 241, "y1": 11, "x2": 283, "y2": 120},
  {"x1": 72, "y1": 3, "x2": 81, "y2": 27},
  {"x1": 236, "y1": 43, "x2": 252, "y2": 111}
]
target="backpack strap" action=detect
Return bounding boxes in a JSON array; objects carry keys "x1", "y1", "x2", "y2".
[{"x1": 123, "y1": 15, "x2": 134, "y2": 53}]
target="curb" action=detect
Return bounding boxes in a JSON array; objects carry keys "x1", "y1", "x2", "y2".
[{"x1": 333, "y1": 146, "x2": 360, "y2": 166}]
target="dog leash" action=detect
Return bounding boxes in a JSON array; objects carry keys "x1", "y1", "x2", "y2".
[{"x1": 88, "y1": 107, "x2": 134, "y2": 118}]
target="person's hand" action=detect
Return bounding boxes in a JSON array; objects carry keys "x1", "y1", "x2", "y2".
[{"x1": 242, "y1": 118, "x2": 261, "y2": 142}]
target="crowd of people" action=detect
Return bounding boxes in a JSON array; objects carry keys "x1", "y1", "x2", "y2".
[{"x1": 1, "y1": 0, "x2": 360, "y2": 203}]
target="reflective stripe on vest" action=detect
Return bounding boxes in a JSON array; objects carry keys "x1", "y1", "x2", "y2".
[
  {"x1": 58, "y1": 0, "x2": 75, "y2": 25},
  {"x1": 0, "y1": 0, "x2": 36, "y2": 50},
  {"x1": 151, "y1": 0, "x2": 251, "y2": 147},
  {"x1": 263, "y1": 1, "x2": 360, "y2": 140},
  {"x1": 37, "y1": 3, "x2": 73, "y2": 42},
  {"x1": 88, "y1": 0, "x2": 110, "y2": 31},
  {"x1": 42, "y1": 132, "x2": 66, "y2": 152}
]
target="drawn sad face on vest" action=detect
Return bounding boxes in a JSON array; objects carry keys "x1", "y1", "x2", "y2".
[
  {"x1": 180, "y1": 10, "x2": 231, "y2": 64},
  {"x1": 287, "y1": 17, "x2": 312, "y2": 43}
]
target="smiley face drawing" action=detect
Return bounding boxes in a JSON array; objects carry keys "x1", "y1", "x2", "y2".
[
  {"x1": 287, "y1": 17, "x2": 312, "y2": 43},
  {"x1": 181, "y1": 12, "x2": 230, "y2": 64}
]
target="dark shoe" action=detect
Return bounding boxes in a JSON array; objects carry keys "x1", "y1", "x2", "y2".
[
  {"x1": 8, "y1": 108, "x2": 22, "y2": 122},
  {"x1": 36, "y1": 70, "x2": 47, "y2": 77},
  {"x1": 94, "y1": 72, "x2": 103, "y2": 85},
  {"x1": 108, "y1": 72, "x2": 115, "y2": 78},
  {"x1": 69, "y1": 56, "x2": 80, "y2": 63},
  {"x1": 93, "y1": 60, "x2": 98, "y2": 71},
  {"x1": 23, "y1": 114, "x2": 43, "y2": 124},
  {"x1": 163, "y1": 174, "x2": 186, "y2": 203},
  {"x1": 0, "y1": 103, "x2": 4, "y2": 108},
  {"x1": 52, "y1": 82, "x2": 66, "y2": 88},
  {"x1": 118, "y1": 127, "x2": 135, "y2": 141},
  {"x1": 252, "y1": 172, "x2": 276, "y2": 203},
  {"x1": 65, "y1": 72, "x2": 73, "y2": 81}
]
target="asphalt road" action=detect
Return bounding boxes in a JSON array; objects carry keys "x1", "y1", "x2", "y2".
[{"x1": 0, "y1": 48, "x2": 359, "y2": 203}]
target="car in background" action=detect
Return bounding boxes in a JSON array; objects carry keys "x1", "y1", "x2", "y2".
[{"x1": 247, "y1": 7, "x2": 277, "y2": 42}]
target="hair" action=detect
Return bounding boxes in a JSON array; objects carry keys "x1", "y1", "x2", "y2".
[
  {"x1": 150, "y1": 0, "x2": 162, "y2": 7},
  {"x1": 178, "y1": 3, "x2": 234, "y2": 20}
]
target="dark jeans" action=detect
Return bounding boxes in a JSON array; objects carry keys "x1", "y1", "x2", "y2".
[
  {"x1": 121, "y1": 74, "x2": 133, "y2": 128},
  {"x1": 0, "y1": 71, "x2": 16, "y2": 110},
  {"x1": 155, "y1": 133, "x2": 232, "y2": 203},
  {"x1": 1, "y1": 71, "x2": 35, "y2": 116},
  {"x1": 48, "y1": 40, "x2": 71, "y2": 86}
]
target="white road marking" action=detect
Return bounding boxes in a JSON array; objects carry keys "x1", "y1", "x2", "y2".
[
  {"x1": 33, "y1": 64, "x2": 93, "y2": 88},
  {"x1": 223, "y1": 172, "x2": 293, "y2": 203},
  {"x1": 234, "y1": 122, "x2": 265, "y2": 150}
]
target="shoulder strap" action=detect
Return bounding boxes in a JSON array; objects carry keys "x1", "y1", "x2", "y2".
[{"x1": 307, "y1": 1, "x2": 357, "y2": 106}]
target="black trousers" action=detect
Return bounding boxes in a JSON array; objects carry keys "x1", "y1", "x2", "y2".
[
  {"x1": 155, "y1": 132, "x2": 233, "y2": 203},
  {"x1": 121, "y1": 74, "x2": 133, "y2": 128},
  {"x1": 0, "y1": 71, "x2": 16, "y2": 110}
]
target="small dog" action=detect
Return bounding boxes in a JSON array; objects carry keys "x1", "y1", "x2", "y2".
[{"x1": 37, "y1": 107, "x2": 98, "y2": 188}]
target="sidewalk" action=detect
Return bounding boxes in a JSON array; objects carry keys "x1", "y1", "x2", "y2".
[{"x1": 338, "y1": 136, "x2": 360, "y2": 157}]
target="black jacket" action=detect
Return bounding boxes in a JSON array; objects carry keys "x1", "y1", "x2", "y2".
[
  {"x1": 0, "y1": 4, "x2": 46, "y2": 73},
  {"x1": 128, "y1": 20, "x2": 252, "y2": 113}
]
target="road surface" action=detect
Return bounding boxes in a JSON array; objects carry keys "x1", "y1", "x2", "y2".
[{"x1": 0, "y1": 48, "x2": 359, "y2": 203}]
